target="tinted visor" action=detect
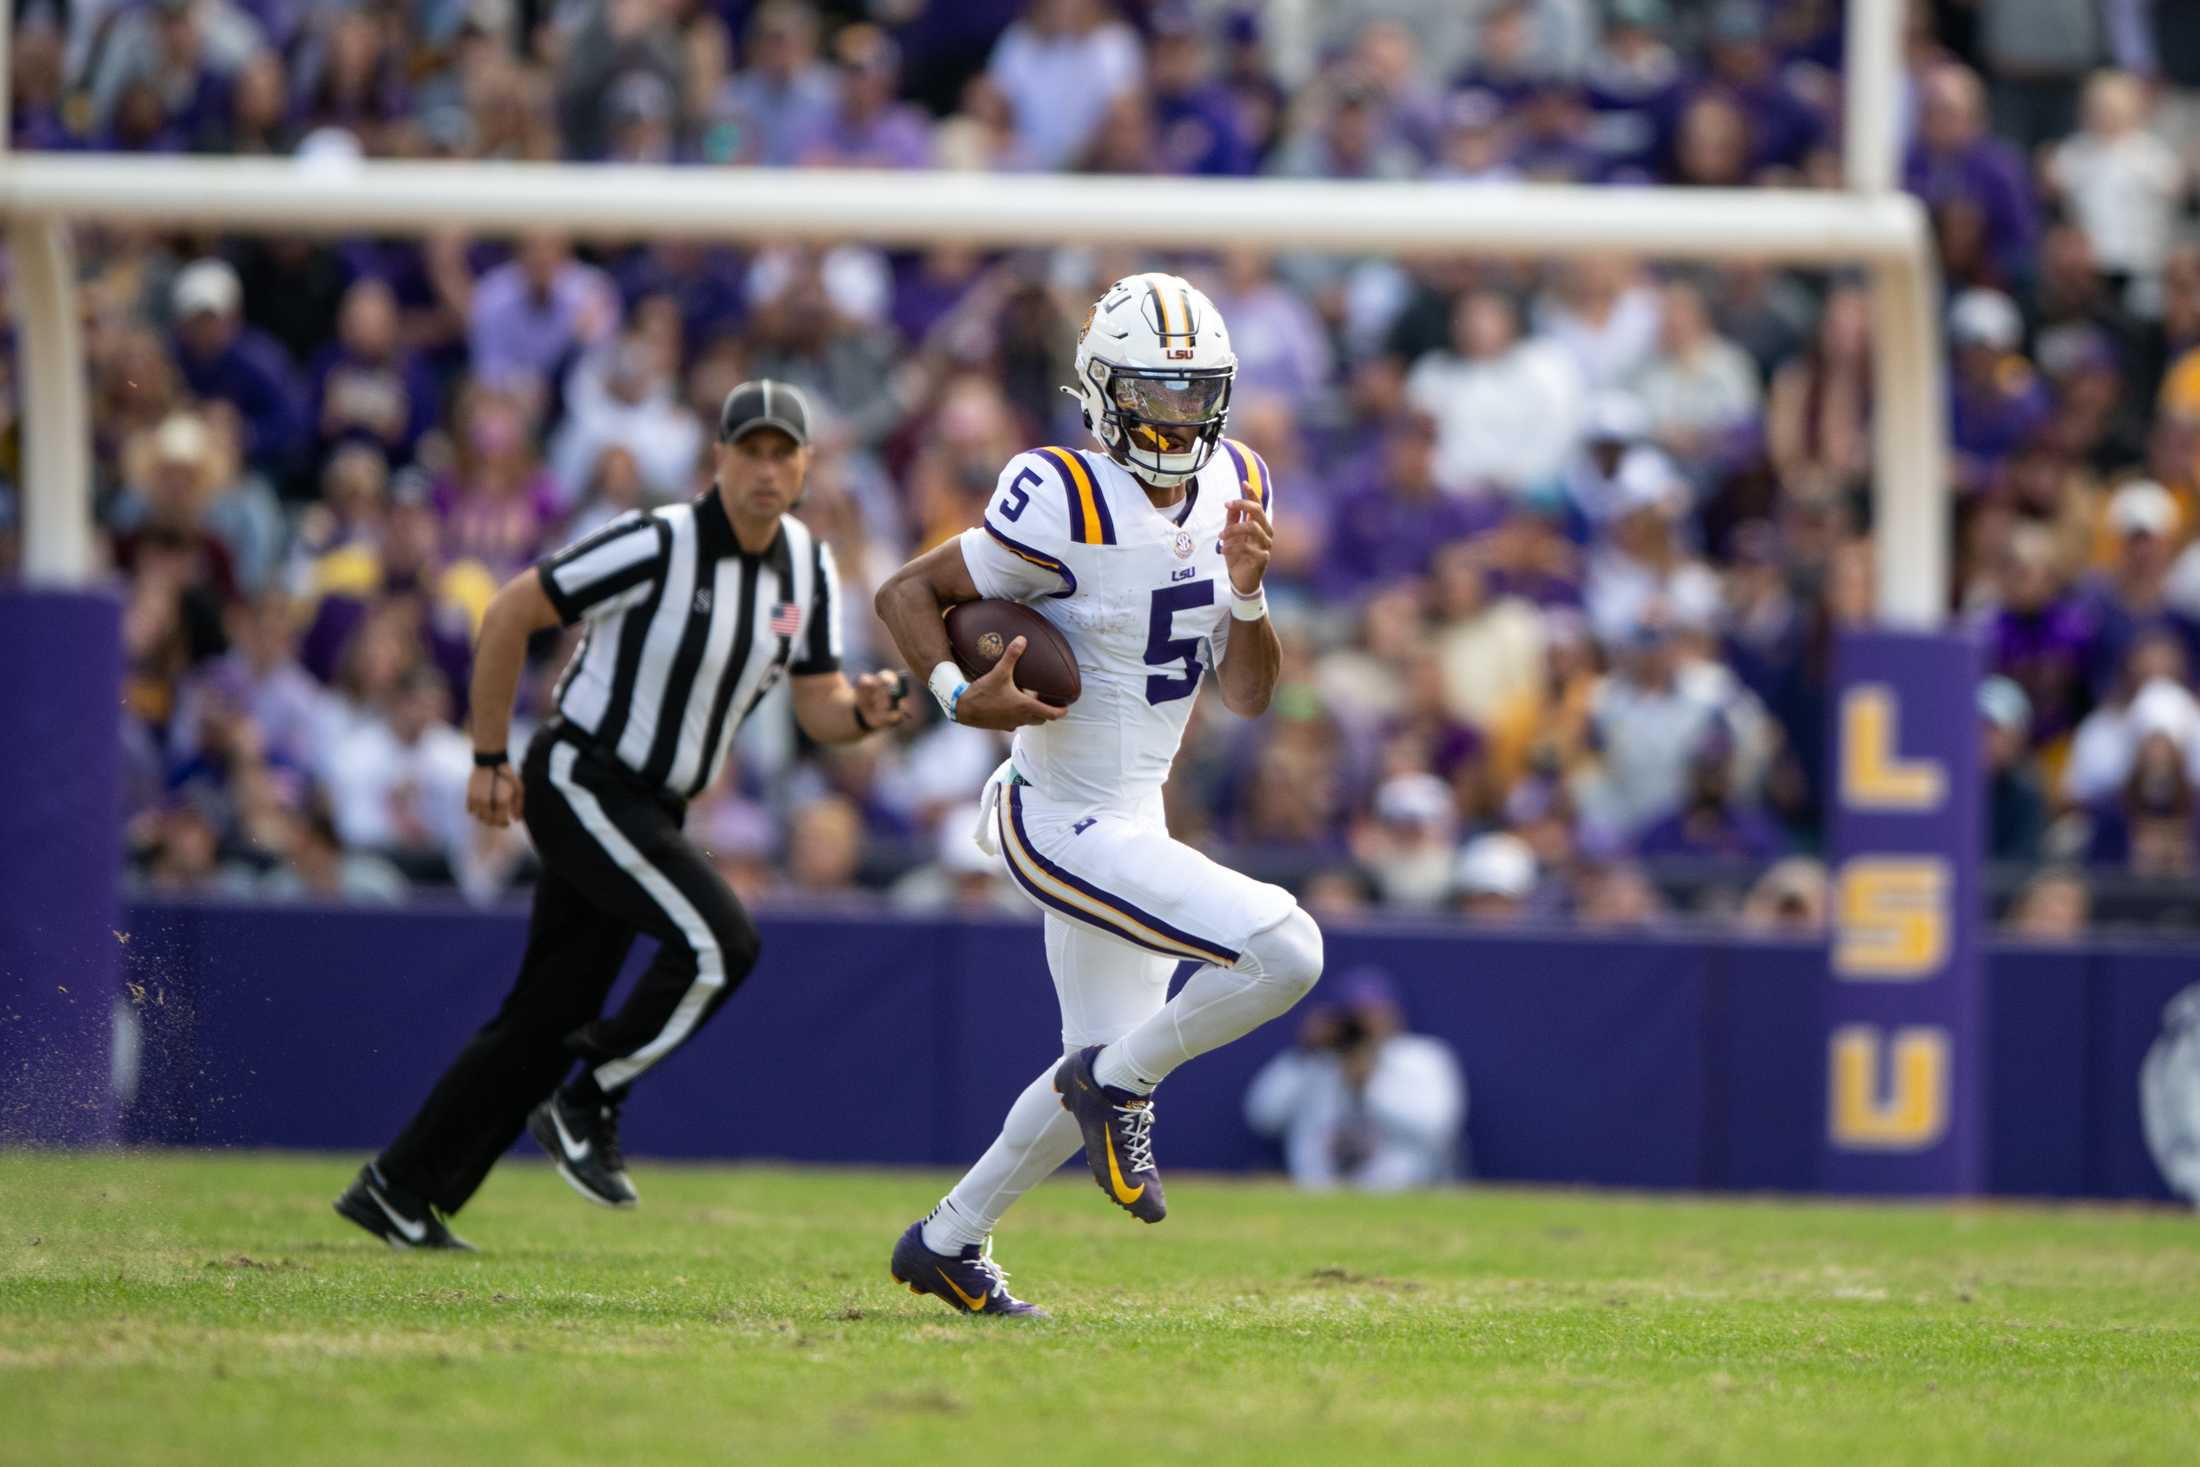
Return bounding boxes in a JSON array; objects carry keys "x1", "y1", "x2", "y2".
[{"x1": 1111, "y1": 371, "x2": 1229, "y2": 452}]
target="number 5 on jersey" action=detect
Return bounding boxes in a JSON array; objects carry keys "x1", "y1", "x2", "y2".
[
  {"x1": 1145, "y1": 581, "x2": 1213, "y2": 704},
  {"x1": 998, "y1": 467, "x2": 1041, "y2": 522}
]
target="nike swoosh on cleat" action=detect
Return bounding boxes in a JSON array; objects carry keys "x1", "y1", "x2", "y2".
[
  {"x1": 366, "y1": 1185, "x2": 428, "y2": 1243},
  {"x1": 1104, "y1": 1134, "x2": 1146, "y2": 1205},
  {"x1": 550, "y1": 1107, "x2": 592, "y2": 1161},
  {"x1": 935, "y1": 1267, "x2": 991, "y2": 1312}
]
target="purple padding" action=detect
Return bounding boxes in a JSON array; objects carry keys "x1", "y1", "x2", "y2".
[
  {"x1": 117, "y1": 904, "x2": 1727, "y2": 1189},
  {"x1": 1703, "y1": 939, "x2": 1825, "y2": 1191},
  {"x1": 108, "y1": 895, "x2": 2191, "y2": 1198},
  {"x1": 118, "y1": 902, "x2": 957, "y2": 1165},
  {"x1": 1985, "y1": 946, "x2": 2094, "y2": 1197},
  {"x1": 0, "y1": 589, "x2": 123, "y2": 1145}
]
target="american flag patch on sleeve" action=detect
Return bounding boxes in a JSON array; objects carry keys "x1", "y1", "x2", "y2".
[{"x1": 768, "y1": 602, "x2": 803, "y2": 638}]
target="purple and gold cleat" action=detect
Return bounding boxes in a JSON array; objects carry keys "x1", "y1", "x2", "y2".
[
  {"x1": 889, "y1": 1222, "x2": 1046, "y2": 1318},
  {"x1": 1053, "y1": 1045, "x2": 1166, "y2": 1223}
]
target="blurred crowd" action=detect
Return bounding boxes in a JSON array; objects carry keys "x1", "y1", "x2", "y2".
[{"x1": 8, "y1": 0, "x2": 2200, "y2": 935}]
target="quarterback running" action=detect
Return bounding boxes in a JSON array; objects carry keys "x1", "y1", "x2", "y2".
[{"x1": 872, "y1": 273, "x2": 1326, "y2": 1317}]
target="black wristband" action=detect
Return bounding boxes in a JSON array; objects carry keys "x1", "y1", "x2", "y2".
[
  {"x1": 852, "y1": 704, "x2": 876, "y2": 734},
  {"x1": 473, "y1": 750, "x2": 510, "y2": 769}
]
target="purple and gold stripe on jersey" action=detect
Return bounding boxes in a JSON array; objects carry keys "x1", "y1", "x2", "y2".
[
  {"x1": 1037, "y1": 446, "x2": 1116, "y2": 547},
  {"x1": 983, "y1": 519, "x2": 1077, "y2": 597},
  {"x1": 1220, "y1": 438, "x2": 1271, "y2": 512},
  {"x1": 996, "y1": 787, "x2": 1240, "y2": 966}
]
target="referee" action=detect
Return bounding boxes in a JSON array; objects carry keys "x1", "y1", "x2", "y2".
[{"x1": 336, "y1": 381, "x2": 906, "y2": 1249}]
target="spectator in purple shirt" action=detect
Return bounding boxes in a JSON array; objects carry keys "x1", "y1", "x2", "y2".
[
  {"x1": 1947, "y1": 289, "x2": 2053, "y2": 487},
  {"x1": 169, "y1": 258, "x2": 305, "y2": 481},
  {"x1": 1904, "y1": 64, "x2": 2040, "y2": 286},
  {"x1": 290, "y1": 6, "x2": 409, "y2": 146},
  {"x1": 169, "y1": 590, "x2": 336, "y2": 778},
  {"x1": 2085, "y1": 723, "x2": 2200, "y2": 876},
  {"x1": 1350, "y1": 18, "x2": 1446, "y2": 164},
  {"x1": 1584, "y1": 0, "x2": 1681, "y2": 174},
  {"x1": 10, "y1": 19, "x2": 80, "y2": 150},
  {"x1": 310, "y1": 277, "x2": 436, "y2": 474},
  {"x1": 1683, "y1": 1, "x2": 1825, "y2": 175},
  {"x1": 791, "y1": 24, "x2": 933, "y2": 170},
  {"x1": 1509, "y1": 85, "x2": 1608, "y2": 184},
  {"x1": 1989, "y1": 522, "x2": 2096, "y2": 748},
  {"x1": 2079, "y1": 481, "x2": 2200, "y2": 698},
  {"x1": 1634, "y1": 727, "x2": 1787, "y2": 866},
  {"x1": 434, "y1": 385, "x2": 564, "y2": 578},
  {"x1": 890, "y1": 247, "x2": 988, "y2": 348},
  {"x1": 1219, "y1": 9, "x2": 1287, "y2": 168},
  {"x1": 1148, "y1": 5, "x2": 1253, "y2": 176},
  {"x1": 1321, "y1": 413, "x2": 1504, "y2": 601},
  {"x1": 298, "y1": 474, "x2": 476, "y2": 718},
  {"x1": 708, "y1": 0, "x2": 837, "y2": 166},
  {"x1": 465, "y1": 232, "x2": 621, "y2": 396},
  {"x1": 613, "y1": 242, "x2": 747, "y2": 353},
  {"x1": 1452, "y1": 1, "x2": 1554, "y2": 112},
  {"x1": 87, "y1": 0, "x2": 250, "y2": 153},
  {"x1": 1207, "y1": 250, "x2": 1332, "y2": 409}
]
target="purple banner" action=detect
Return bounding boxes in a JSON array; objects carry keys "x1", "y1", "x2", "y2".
[
  {"x1": 1822, "y1": 629, "x2": 1987, "y2": 1194},
  {"x1": 0, "y1": 589, "x2": 124, "y2": 1145}
]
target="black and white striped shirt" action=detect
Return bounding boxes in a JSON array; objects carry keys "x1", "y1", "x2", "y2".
[{"x1": 537, "y1": 491, "x2": 843, "y2": 800}]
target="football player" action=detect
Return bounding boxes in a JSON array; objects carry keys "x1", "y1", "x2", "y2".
[{"x1": 872, "y1": 273, "x2": 1325, "y2": 1316}]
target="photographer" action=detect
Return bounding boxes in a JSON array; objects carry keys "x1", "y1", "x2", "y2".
[{"x1": 1244, "y1": 970, "x2": 1466, "y2": 1191}]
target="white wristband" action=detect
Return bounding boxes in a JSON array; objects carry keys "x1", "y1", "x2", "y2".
[
  {"x1": 1229, "y1": 584, "x2": 1269, "y2": 622},
  {"x1": 927, "y1": 660, "x2": 968, "y2": 722}
]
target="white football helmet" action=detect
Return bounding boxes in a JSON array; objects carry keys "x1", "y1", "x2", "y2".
[{"x1": 1069, "y1": 272, "x2": 1236, "y2": 489}]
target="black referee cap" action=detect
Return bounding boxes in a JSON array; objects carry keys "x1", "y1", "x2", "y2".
[{"x1": 717, "y1": 379, "x2": 810, "y2": 447}]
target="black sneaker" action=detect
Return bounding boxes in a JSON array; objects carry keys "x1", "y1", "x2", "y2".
[
  {"x1": 333, "y1": 1164, "x2": 475, "y2": 1251},
  {"x1": 529, "y1": 1088, "x2": 639, "y2": 1208}
]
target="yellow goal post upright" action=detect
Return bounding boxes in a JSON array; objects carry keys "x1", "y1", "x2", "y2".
[{"x1": 0, "y1": 1, "x2": 1971, "y2": 1186}]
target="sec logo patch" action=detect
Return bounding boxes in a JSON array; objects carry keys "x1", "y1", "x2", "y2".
[{"x1": 1173, "y1": 531, "x2": 1195, "y2": 559}]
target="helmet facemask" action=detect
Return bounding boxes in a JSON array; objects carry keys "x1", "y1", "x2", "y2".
[{"x1": 1084, "y1": 357, "x2": 1234, "y2": 488}]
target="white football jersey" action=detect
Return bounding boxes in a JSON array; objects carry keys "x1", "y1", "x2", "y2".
[{"x1": 958, "y1": 439, "x2": 1274, "y2": 810}]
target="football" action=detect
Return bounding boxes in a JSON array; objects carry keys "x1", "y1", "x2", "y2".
[{"x1": 944, "y1": 599, "x2": 1082, "y2": 707}]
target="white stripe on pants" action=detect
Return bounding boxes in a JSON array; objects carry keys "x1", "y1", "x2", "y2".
[{"x1": 547, "y1": 743, "x2": 725, "y2": 1091}]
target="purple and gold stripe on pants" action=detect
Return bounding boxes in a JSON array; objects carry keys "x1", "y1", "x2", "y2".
[{"x1": 995, "y1": 786, "x2": 1239, "y2": 966}]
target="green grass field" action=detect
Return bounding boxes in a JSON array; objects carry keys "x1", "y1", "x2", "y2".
[{"x1": 2, "y1": 1152, "x2": 2196, "y2": 1466}]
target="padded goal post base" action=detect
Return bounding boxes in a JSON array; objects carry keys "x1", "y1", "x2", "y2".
[
  {"x1": 1822, "y1": 628, "x2": 1987, "y2": 1194},
  {"x1": 0, "y1": 588, "x2": 123, "y2": 1145}
]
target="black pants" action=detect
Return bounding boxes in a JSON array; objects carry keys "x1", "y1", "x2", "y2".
[{"x1": 378, "y1": 726, "x2": 762, "y2": 1212}]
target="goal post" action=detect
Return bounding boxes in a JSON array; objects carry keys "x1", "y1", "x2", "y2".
[{"x1": 0, "y1": 154, "x2": 1949, "y2": 622}]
